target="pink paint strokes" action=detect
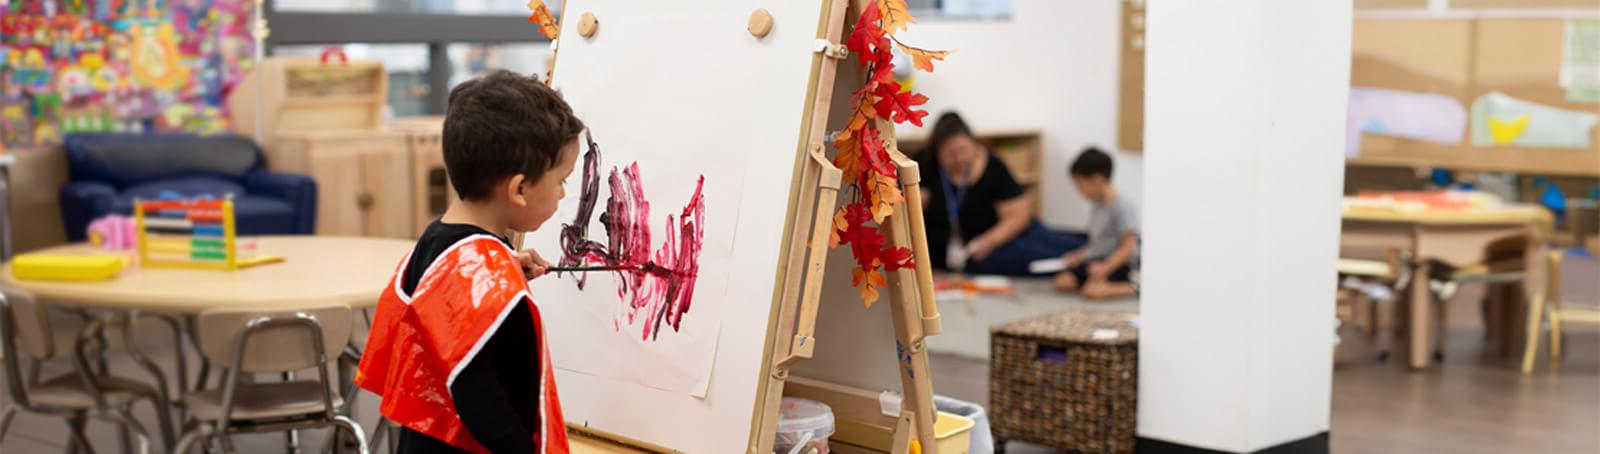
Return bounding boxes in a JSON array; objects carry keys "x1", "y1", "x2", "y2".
[{"x1": 558, "y1": 131, "x2": 706, "y2": 341}]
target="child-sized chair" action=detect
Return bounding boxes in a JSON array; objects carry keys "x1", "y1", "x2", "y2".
[
  {"x1": 172, "y1": 305, "x2": 367, "y2": 454},
  {"x1": 0, "y1": 290, "x2": 174, "y2": 453},
  {"x1": 1522, "y1": 250, "x2": 1600, "y2": 373}
]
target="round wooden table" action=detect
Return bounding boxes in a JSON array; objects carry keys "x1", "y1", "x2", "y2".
[
  {"x1": 2, "y1": 236, "x2": 412, "y2": 313},
  {"x1": 2, "y1": 236, "x2": 413, "y2": 449}
]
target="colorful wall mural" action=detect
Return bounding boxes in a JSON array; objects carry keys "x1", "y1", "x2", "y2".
[{"x1": 1, "y1": 0, "x2": 256, "y2": 149}]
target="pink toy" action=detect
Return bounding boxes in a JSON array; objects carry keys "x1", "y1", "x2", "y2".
[{"x1": 87, "y1": 215, "x2": 138, "y2": 251}]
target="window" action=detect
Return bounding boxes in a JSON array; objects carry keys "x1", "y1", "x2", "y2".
[
  {"x1": 447, "y1": 43, "x2": 553, "y2": 87},
  {"x1": 906, "y1": 0, "x2": 1013, "y2": 19}
]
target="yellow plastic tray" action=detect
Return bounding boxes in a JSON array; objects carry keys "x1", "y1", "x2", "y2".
[
  {"x1": 931, "y1": 411, "x2": 975, "y2": 454},
  {"x1": 11, "y1": 254, "x2": 126, "y2": 282}
]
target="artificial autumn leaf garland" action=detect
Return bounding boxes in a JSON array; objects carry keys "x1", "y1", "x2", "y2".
[
  {"x1": 528, "y1": 0, "x2": 560, "y2": 39},
  {"x1": 831, "y1": 0, "x2": 951, "y2": 306}
]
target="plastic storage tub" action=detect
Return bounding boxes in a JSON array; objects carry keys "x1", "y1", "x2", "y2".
[{"x1": 776, "y1": 397, "x2": 835, "y2": 454}]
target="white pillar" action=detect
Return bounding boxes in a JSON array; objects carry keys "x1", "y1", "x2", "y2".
[{"x1": 1138, "y1": 0, "x2": 1351, "y2": 452}]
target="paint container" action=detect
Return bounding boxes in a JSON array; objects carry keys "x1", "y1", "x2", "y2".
[{"x1": 775, "y1": 397, "x2": 834, "y2": 454}]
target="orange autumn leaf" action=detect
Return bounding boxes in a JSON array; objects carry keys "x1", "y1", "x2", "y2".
[
  {"x1": 860, "y1": 284, "x2": 880, "y2": 307},
  {"x1": 869, "y1": 173, "x2": 902, "y2": 223},
  {"x1": 852, "y1": 266, "x2": 885, "y2": 307},
  {"x1": 527, "y1": 0, "x2": 560, "y2": 39},
  {"x1": 830, "y1": 207, "x2": 848, "y2": 247},
  {"x1": 878, "y1": 0, "x2": 916, "y2": 35},
  {"x1": 896, "y1": 43, "x2": 951, "y2": 73},
  {"x1": 832, "y1": 129, "x2": 864, "y2": 184}
]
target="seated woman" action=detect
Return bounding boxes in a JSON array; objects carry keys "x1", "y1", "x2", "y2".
[{"x1": 917, "y1": 112, "x2": 1084, "y2": 276}]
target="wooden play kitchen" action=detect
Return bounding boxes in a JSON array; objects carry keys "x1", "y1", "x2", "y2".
[{"x1": 228, "y1": 56, "x2": 455, "y2": 239}]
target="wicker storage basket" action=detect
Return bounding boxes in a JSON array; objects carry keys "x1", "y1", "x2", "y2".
[{"x1": 989, "y1": 310, "x2": 1138, "y2": 454}]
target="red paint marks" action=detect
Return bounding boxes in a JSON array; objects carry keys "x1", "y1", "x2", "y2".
[{"x1": 558, "y1": 131, "x2": 706, "y2": 341}]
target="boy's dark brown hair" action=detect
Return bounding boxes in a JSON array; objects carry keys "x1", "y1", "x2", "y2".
[
  {"x1": 443, "y1": 70, "x2": 585, "y2": 200},
  {"x1": 1069, "y1": 146, "x2": 1114, "y2": 179}
]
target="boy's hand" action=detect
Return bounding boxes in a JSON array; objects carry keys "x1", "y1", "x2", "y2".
[
  {"x1": 519, "y1": 249, "x2": 551, "y2": 280},
  {"x1": 1061, "y1": 250, "x2": 1083, "y2": 268}
]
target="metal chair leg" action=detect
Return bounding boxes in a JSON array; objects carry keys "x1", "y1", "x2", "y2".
[
  {"x1": 332, "y1": 416, "x2": 370, "y2": 454},
  {"x1": 0, "y1": 405, "x2": 15, "y2": 443},
  {"x1": 102, "y1": 408, "x2": 153, "y2": 454},
  {"x1": 172, "y1": 427, "x2": 211, "y2": 454},
  {"x1": 67, "y1": 414, "x2": 96, "y2": 454}
]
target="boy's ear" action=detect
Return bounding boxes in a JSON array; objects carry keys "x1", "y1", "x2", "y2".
[{"x1": 505, "y1": 174, "x2": 530, "y2": 207}]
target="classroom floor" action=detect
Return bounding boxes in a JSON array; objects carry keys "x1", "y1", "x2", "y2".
[
  {"x1": 924, "y1": 251, "x2": 1600, "y2": 454},
  {"x1": 3, "y1": 256, "x2": 1596, "y2": 454}
]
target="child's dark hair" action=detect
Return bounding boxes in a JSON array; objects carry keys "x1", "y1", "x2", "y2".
[
  {"x1": 927, "y1": 111, "x2": 973, "y2": 154},
  {"x1": 443, "y1": 70, "x2": 585, "y2": 200},
  {"x1": 1069, "y1": 147, "x2": 1113, "y2": 179}
]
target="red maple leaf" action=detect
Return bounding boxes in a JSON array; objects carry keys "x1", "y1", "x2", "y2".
[
  {"x1": 858, "y1": 124, "x2": 897, "y2": 181},
  {"x1": 846, "y1": 3, "x2": 886, "y2": 65},
  {"x1": 881, "y1": 246, "x2": 914, "y2": 271},
  {"x1": 872, "y1": 80, "x2": 930, "y2": 127}
]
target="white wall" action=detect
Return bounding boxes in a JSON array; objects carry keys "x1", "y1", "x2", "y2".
[
  {"x1": 895, "y1": 0, "x2": 1137, "y2": 231},
  {"x1": 1139, "y1": 0, "x2": 1349, "y2": 451}
]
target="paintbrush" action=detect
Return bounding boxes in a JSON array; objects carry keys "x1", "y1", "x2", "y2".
[
  {"x1": 545, "y1": 264, "x2": 650, "y2": 273},
  {"x1": 545, "y1": 263, "x2": 695, "y2": 277}
]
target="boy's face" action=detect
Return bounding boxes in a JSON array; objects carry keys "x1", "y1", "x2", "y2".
[
  {"x1": 508, "y1": 139, "x2": 581, "y2": 231},
  {"x1": 1071, "y1": 174, "x2": 1109, "y2": 202}
]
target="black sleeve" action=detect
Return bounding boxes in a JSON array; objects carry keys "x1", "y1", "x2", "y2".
[
  {"x1": 916, "y1": 149, "x2": 938, "y2": 189},
  {"x1": 449, "y1": 311, "x2": 537, "y2": 454},
  {"x1": 984, "y1": 154, "x2": 1024, "y2": 201}
]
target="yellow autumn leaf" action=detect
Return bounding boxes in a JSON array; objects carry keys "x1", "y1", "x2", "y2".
[
  {"x1": 878, "y1": 0, "x2": 916, "y2": 35},
  {"x1": 896, "y1": 43, "x2": 951, "y2": 73}
]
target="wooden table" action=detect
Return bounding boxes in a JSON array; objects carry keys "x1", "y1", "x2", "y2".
[
  {"x1": 1341, "y1": 202, "x2": 1552, "y2": 369},
  {"x1": 2, "y1": 236, "x2": 412, "y2": 313},
  {"x1": 2, "y1": 235, "x2": 412, "y2": 448}
]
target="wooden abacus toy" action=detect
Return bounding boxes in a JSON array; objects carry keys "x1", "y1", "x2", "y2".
[{"x1": 135, "y1": 198, "x2": 283, "y2": 270}]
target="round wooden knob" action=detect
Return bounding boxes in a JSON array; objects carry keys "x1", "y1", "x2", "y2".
[
  {"x1": 748, "y1": 9, "x2": 774, "y2": 38},
  {"x1": 577, "y1": 12, "x2": 599, "y2": 38}
]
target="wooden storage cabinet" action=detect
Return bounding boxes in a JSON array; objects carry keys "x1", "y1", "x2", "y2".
[
  {"x1": 391, "y1": 116, "x2": 454, "y2": 234},
  {"x1": 266, "y1": 131, "x2": 414, "y2": 238}
]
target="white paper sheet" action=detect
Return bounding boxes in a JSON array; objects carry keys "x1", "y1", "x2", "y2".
[
  {"x1": 1469, "y1": 91, "x2": 1598, "y2": 149},
  {"x1": 1345, "y1": 88, "x2": 1467, "y2": 158},
  {"x1": 525, "y1": 18, "x2": 755, "y2": 395}
]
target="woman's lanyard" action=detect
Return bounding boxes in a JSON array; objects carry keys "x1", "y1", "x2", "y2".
[{"x1": 939, "y1": 166, "x2": 969, "y2": 238}]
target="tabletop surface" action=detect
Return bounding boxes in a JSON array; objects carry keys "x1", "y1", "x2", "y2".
[
  {"x1": 2, "y1": 236, "x2": 413, "y2": 314},
  {"x1": 1341, "y1": 200, "x2": 1552, "y2": 225}
]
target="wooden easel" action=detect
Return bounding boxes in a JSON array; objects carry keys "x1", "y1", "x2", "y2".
[{"x1": 551, "y1": 0, "x2": 945, "y2": 452}]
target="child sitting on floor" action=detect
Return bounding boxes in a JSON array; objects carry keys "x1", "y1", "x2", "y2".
[{"x1": 1053, "y1": 147, "x2": 1139, "y2": 299}]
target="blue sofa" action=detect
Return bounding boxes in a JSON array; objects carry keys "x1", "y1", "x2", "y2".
[{"x1": 59, "y1": 134, "x2": 317, "y2": 242}]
